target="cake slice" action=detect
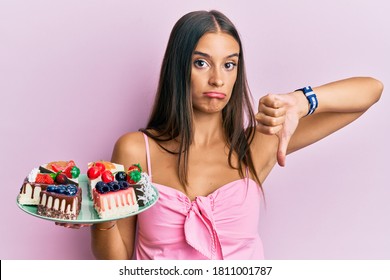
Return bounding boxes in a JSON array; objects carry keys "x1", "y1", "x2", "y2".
[
  {"x1": 92, "y1": 181, "x2": 139, "y2": 219},
  {"x1": 89, "y1": 163, "x2": 157, "y2": 219},
  {"x1": 18, "y1": 160, "x2": 80, "y2": 205},
  {"x1": 37, "y1": 184, "x2": 82, "y2": 220}
]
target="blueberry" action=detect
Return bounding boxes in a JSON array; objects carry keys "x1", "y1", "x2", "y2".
[
  {"x1": 46, "y1": 185, "x2": 57, "y2": 193},
  {"x1": 66, "y1": 185, "x2": 78, "y2": 196},
  {"x1": 115, "y1": 171, "x2": 127, "y2": 181},
  {"x1": 118, "y1": 181, "x2": 130, "y2": 190},
  {"x1": 96, "y1": 181, "x2": 110, "y2": 194},
  {"x1": 108, "y1": 181, "x2": 120, "y2": 192},
  {"x1": 57, "y1": 185, "x2": 67, "y2": 194}
]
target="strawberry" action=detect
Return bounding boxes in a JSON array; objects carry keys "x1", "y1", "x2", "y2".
[
  {"x1": 64, "y1": 166, "x2": 80, "y2": 179},
  {"x1": 50, "y1": 160, "x2": 75, "y2": 172},
  {"x1": 44, "y1": 174, "x2": 55, "y2": 184},
  {"x1": 128, "y1": 163, "x2": 142, "y2": 173},
  {"x1": 64, "y1": 166, "x2": 72, "y2": 178},
  {"x1": 127, "y1": 170, "x2": 141, "y2": 184},
  {"x1": 70, "y1": 166, "x2": 80, "y2": 178},
  {"x1": 51, "y1": 163, "x2": 64, "y2": 172},
  {"x1": 101, "y1": 170, "x2": 114, "y2": 183},
  {"x1": 63, "y1": 160, "x2": 75, "y2": 171},
  {"x1": 87, "y1": 166, "x2": 101, "y2": 179},
  {"x1": 35, "y1": 173, "x2": 54, "y2": 184},
  {"x1": 94, "y1": 162, "x2": 106, "y2": 173}
]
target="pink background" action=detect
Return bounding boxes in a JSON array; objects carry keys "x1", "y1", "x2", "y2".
[{"x1": 1, "y1": 0, "x2": 389, "y2": 259}]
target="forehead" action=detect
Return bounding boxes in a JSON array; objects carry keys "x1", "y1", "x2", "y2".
[{"x1": 194, "y1": 32, "x2": 240, "y2": 57}]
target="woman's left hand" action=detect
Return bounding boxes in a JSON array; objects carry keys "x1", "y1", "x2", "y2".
[{"x1": 256, "y1": 91, "x2": 307, "y2": 166}]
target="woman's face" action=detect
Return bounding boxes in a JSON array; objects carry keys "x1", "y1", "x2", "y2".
[{"x1": 190, "y1": 32, "x2": 240, "y2": 114}]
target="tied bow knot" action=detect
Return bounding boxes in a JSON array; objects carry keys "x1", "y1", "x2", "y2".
[{"x1": 184, "y1": 196, "x2": 223, "y2": 260}]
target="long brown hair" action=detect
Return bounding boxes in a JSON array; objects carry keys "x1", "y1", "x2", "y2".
[{"x1": 140, "y1": 10, "x2": 261, "y2": 189}]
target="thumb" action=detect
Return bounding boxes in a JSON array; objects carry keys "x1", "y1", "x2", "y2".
[{"x1": 277, "y1": 132, "x2": 290, "y2": 167}]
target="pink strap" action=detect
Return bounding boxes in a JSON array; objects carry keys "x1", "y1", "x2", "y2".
[{"x1": 143, "y1": 133, "x2": 152, "y2": 179}]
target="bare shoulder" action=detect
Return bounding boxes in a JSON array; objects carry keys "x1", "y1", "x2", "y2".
[
  {"x1": 111, "y1": 131, "x2": 147, "y2": 170},
  {"x1": 250, "y1": 130, "x2": 279, "y2": 182},
  {"x1": 113, "y1": 131, "x2": 145, "y2": 153}
]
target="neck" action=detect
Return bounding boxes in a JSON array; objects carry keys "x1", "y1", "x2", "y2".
[{"x1": 192, "y1": 111, "x2": 225, "y2": 146}]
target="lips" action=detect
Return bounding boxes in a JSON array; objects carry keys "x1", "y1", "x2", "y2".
[{"x1": 203, "y1": 92, "x2": 226, "y2": 99}]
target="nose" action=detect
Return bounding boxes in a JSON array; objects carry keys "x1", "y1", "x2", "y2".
[{"x1": 209, "y1": 68, "x2": 224, "y2": 88}]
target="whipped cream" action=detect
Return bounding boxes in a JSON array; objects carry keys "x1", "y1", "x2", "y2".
[
  {"x1": 27, "y1": 168, "x2": 39, "y2": 183},
  {"x1": 136, "y1": 173, "x2": 158, "y2": 205}
]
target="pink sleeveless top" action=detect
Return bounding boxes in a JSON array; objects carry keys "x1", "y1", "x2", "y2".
[{"x1": 134, "y1": 134, "x2": 264, "y2": 260}]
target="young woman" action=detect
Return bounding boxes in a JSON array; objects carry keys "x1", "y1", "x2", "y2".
[{"x1": 80, "y1": 10, "x2": 382, "y2": 260}]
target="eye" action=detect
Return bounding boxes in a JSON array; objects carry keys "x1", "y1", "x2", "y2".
[
  {"x1": 194, "y1": 59, "x2": 209, "y2": 69},
  {"x1": 224, "y1": 62, "x2": 237, "y2": 71}
]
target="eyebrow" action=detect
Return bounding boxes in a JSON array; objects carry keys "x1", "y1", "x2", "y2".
[{"x1": 193, "y1": 51, "x2": 239, "y2": 59}]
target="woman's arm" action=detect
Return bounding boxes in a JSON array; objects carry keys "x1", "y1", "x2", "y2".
[
  {"x1": 91, "y1": 132, "x2": 146, "y2": 259},
  {"x1": 288, "y1": 77, "x2": 382, "y2": 153},
  {"x1": 256, "y1": 77, "x2": 383, "y2": 166},
  {"x1": 91, "y1": 217, "x2": 137, "y2": 259}
]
